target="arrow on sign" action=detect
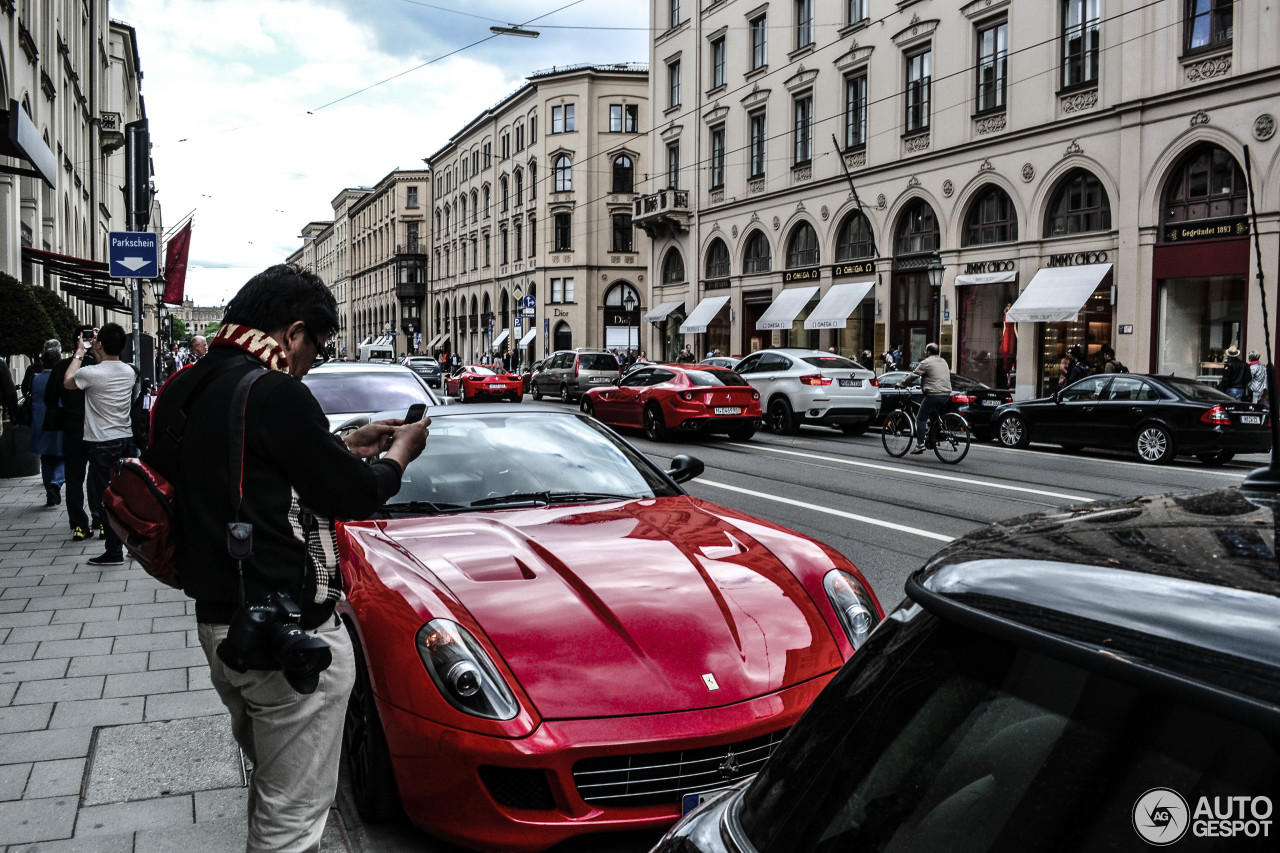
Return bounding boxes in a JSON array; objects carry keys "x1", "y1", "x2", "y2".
[{"x1": 117, "y1": 257, "x2": 152, "y2": 272}]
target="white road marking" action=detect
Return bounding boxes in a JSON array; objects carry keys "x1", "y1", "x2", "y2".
[
  {"x1": 697, "y1": 479, "x2": 956, "y2": 543},
  {"x1": 754, "y1": 445, "x2": 1096, "y2": 502}
]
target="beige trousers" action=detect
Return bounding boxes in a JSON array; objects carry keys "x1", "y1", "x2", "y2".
[{"x1": 198, "y1": 614, "x2": 356, "y2": 853}]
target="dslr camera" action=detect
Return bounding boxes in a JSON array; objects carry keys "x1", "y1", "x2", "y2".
[{"x1": 216, "y1": 592, "x2": 332, "y2": 694}]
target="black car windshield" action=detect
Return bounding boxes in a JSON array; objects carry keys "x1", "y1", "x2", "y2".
[
  {"x1": 801, "y1": 355, "x2": 861, "y2": 370},
  {"x1": 303, "y1": 372, "x2": 432, "y2": 414},
  {"x1": 386, "y1": 412, "x2": 680, "y2": 512},
  {"x1": 1161, "y1": 376, "x2": 1238, "y2": 403},
  {"x1": 686, "y1": 369, "x2": 748, "y2": 387},
  {"x1": 579, "y1": 354, "x2": 620, "y2": 372},
  {"x1": 737, "y1": 616, "x2": 1278, "y2": 852}
]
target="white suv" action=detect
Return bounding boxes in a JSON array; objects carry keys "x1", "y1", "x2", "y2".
[{"x1": 734, "y1": 349, "x2": 880, "y2": 435}]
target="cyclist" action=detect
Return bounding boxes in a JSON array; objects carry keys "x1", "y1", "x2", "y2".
[{"x1": 903, "y1": 342, "x2": 952, "y2": 455}]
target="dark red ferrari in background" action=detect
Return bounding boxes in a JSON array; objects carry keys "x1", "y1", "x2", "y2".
[
  {"x1": 580, "y1": 364, "x2": 763, "y2": 442},
  {"x1": 445, "y1": 364, "x2": 523, "y2": 402},
  {"x1": 335, "y1": 407, "x2": 883, "y2": 852}
]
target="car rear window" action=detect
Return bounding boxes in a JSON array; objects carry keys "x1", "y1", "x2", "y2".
[
  {"x1": 1161, "y1": 376, "x2": 1236, "y2": 403},
  {"x1": 578, "y1": 354, "x2": 620, "y2": 372},
  {"x1": 801, "y1": 355, "x2": 861, "y2": 370},
  {"x1": 687, "y1": 368, "x2": 748, "y2": 387},
  {"x1": 302, "y1": 373, "x2": 431, "y2": 414},
  {"x1": 950, "y1": 374, "x2": 988, "y2": 390}
]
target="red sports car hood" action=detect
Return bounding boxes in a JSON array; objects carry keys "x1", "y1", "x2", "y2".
[{"x1": 375, "y1": 496, "x2": 846, "y2": 719}]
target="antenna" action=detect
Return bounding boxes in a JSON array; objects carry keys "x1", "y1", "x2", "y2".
[
  {"x1": 831, "y1": 135, "x2": 865, "y2": 211},
  {"x1": 1238, "y1": 145, "x2": 1278, "y2": 494}
]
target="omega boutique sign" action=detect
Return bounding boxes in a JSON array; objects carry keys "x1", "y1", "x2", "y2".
[
  {"x1": 783, "y1": 267, "x2": 821, "y2": 284},
  {"x1": 832, "y1": 259, "x2": 877, "y2": 278}
]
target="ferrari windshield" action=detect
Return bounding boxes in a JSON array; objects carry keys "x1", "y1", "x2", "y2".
[{"x1": 386, "y1": 411, "x2": 681, "y2": 512}]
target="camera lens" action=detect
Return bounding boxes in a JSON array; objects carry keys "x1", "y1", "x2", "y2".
[{"x1": 269, "y1": 623, "x2": 332, "y2": 694}]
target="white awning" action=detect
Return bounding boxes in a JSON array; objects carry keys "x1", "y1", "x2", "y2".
[
  {"x1": 679, "y1": 295, "x2": 731, "y2": 334},
  {"x1": 437, "y1": 334, "x2": 450, "y2": 348},
  {"x1": 954, "y1": 270, "x2": 1017, "y2": 287},
  {"x1": 373, "y1": 334, "x2": 394, "y2": 346},
  {"x1": 519, "y1": 328, "x2": 536, "y2": 346},
  {"x1": 360, "y1": 336, "x2": 372, "y2": 346},
  {"x1": 491, "y1": 329, "x2": 510, "y2": 349},
  {"x1": 425, "y1": 333, "x2": 443, "y2": 349},
  {"x1": 756, "y1": 286, "x2": 820, "y2": 330},
  {"x1": 1004, "y1": 264, "x2": 1112, "y2": 323},
  {"x1": 643, "y1": 300, "x2": 684, "y2": 323},
  {"x1": 804, "y1": 281, "x2": 875, "y2": 330}
]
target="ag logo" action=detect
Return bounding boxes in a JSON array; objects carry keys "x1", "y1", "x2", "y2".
[{"x1": 1133, "y1": 788, "x2": 1190, "y2": 845}]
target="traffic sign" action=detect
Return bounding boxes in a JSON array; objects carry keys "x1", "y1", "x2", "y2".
[
  {"x1": 109, "y1": 231, "x2": 159, "y2": 279},
  {"x1": 524, "y1": 294, "x2": 536, "y2": 310}
]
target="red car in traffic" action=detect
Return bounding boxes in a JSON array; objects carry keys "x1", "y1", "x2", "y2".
[
  {"x1": 581, "y1": 364, "x2": 763, "y2": 442},
  {"x1": 445, "y1": 364, "x2": 522, "y2": 402},
  {"x1": 335, "y1": 407, "x2": 882, "y2": 852}
]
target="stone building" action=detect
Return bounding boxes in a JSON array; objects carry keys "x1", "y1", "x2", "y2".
[
  {"x1": 288, "y1": 188, "x2": 371, "y2": 359},
  {"x1": 425, "y1": 63, "x2": 649, "y2": 368},
  {"x1": 639, "y1": 0, "x2": 1279, "y2": 398}
]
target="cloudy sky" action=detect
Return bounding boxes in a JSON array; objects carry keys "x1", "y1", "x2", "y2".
[{"x1": 112, "y1": 0, "x2": 650, "y2": 307}]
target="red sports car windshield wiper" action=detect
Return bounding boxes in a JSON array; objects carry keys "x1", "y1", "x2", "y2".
[{"x1": 383, "y1": 500, "x2": 470, "y2": 515}]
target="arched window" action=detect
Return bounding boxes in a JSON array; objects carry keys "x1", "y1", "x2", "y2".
[
  {"x1": 705, "y1": 238, "x2": 730, "y2": 279},
  {"x1": 743, "y1": 230, "x2": 772, "y2": 273},
  {"x1": 894, "y1": 200, "x2": 940, "y2": 255},
  {"x1": 529, "y1": 160, "x2": 537, "y2": 201},
  {"x1": 444, "y1": 204, "x2": 451, "y2": 232},
  {"x1": 962, "y1": 185, "x2": 1018, "y2": 246},
  {"x1": 553, "y1": 320, "x2": 573, "y2": 351},
  {"x1": 835, "y1": 211, "x2": 876, "y2": 260},
  {"x1": 1162, "y1": 143, "x2": 1246, "y2": 227},
  {"x1": 470, "y1": 189, "x2": 479, "y2": 223},
  {"x1": 500, "y1": 176, "x2": 509, "y2": 212},
  {"x1": 514, "y1": 168, "x2": 523, "y2": 207},
  {"x1": 662, "y1": 249, "x2": 686, "y2": 284},
  {"x1": 612, "y1": 155, "x2": 634, "y2": 194},
  {"x1": 483, "y1": 185, "x2": 491, "y2": 218},
  {"x1": 605, "y1": 282, "x2": 640, "y2": 307},
  {"x1": 1044, "y1": 169, "x2": 1111, "y2": 237},
  {"x1": 458, "y1": 196, "x2": 467, "y2": 226},
  {"x1": 786, "y1": 221, "x2": 820, "y2": 268},
  {"x1": 554, "y1": 155, "x2": 573, "y2": 192}
]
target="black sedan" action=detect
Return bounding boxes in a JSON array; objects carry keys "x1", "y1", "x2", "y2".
[
  {"x1": 655, "y1": 486, "x2": 1280, "y2": 852},
  {"x1": 993, "y1": 373, "x2": 1269, "y2": 464},
  {"x1": 876, "y1": 371, "x2": 1013, "y2": 440},
  {"x1": 401, "y1": 355, "x2": 443, "y2": 388}
]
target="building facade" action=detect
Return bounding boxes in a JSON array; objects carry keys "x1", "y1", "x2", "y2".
[
  {"x1": 640, "y1": 0, "x2": 1279, "y2": 398},
  {"x1": 289, "y1": 188, "x2": 372, "y2": 359},
  {"x1": 426, "y1": 63, "x2": 649, "y2": 368},
  {"x1": 1, "y1": 4, "x2": 160, "y2": 337}
]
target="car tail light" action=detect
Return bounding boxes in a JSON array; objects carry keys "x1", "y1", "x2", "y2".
[
  {"x1": 868, "y1": 377, "x2": 878, "y2": 387},
  {"x1": 751, "y1": 391, "x2": 760, "y2": 400},
  {"x1": 822, "y1": 570, "x2": 881, "y2": 651},
  {"x1": 1201, "y1": 405, "x2": 1232, "y2": 425},
  {"x1": 952, "y1": 394, "x2": 977, "y2": 404},
  {"x1": 574, "y1": 360, "x2": 580, "y2": 377},
  {"x1": 680, "y1": 391, "x2": 694, "y2": 401},
  {"x1": 799, "y1": 374, "x2": 833, "y2": 386}
]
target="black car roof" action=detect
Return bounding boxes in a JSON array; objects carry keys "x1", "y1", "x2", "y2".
[{"x1": 909, "y1": 488, "x2": 1280, "y2": 723}]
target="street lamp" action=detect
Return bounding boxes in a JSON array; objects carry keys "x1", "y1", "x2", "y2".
[
  {"x1": 622, "y1": 290, "x2": 637, "y2": 349},
  {"x1": 927, "y1": 252, "x2": 945, "y2": 346}
]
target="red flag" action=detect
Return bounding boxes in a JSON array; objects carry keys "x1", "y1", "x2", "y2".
[{"x1": 162, "y1": 220, "x2": 192, "y2": 305}]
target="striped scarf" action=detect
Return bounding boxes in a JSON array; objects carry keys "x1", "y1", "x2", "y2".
[{"x1": 210, "y1": 324, "x2": 289, "y2": 372}]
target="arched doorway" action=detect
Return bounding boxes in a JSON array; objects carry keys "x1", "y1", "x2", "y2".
[
  {"x1": 553, "y1": 320, "x2": 572, "y2": 352},
  {"x1": 603, "y1": 282, "x2": 640, "y2": 353},
  {"x1": 891, "y1": 199, "x2": 941, "y2": 367}
]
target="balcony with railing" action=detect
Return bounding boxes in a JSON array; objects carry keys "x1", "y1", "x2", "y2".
[{"x1": 633, "y1": 189, "x2": 691, "y2": 239}]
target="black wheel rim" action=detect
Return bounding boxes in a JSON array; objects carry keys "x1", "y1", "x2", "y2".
[{"x1": 343, "y1": 664, "x2": 373, "y2": 799}]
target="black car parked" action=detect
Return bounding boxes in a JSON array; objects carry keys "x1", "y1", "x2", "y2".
[
  {"x1": 877, "y1": 371, "x2": 1013, "y2": 440},
  {"x1": 994, "y1": 373, "x2": 1269, "y2": 464},
  {"x1": 655, "y1": 486, "x2": 1280, "y2": 853}
]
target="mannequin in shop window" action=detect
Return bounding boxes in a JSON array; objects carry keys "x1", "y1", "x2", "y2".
[{"x1": 999, "y1": 303, "x2": 1017, "y2": 388}]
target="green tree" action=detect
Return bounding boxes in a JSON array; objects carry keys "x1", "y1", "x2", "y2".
[
  {"x1": 170, "y1": 316, "x2": 189, "y2": 342},
  {"x1": 0, "y1": 272, "x2": 56, "y2": 357},
  {"x1": 203, "y1": 321, "x2": 221, "y2": 337},
  {"x1": 28, "y1": 285, "x2": 82, "y2": 351}
]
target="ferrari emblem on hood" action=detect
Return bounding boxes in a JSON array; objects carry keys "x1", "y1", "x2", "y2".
[{"x1": 702, "y1": 673, "x2": 720, "y2": 691}]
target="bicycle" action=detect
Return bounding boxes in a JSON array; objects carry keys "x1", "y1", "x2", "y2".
[{"x1": 881, "y1": 396, "x2": 972, "y2": 464}]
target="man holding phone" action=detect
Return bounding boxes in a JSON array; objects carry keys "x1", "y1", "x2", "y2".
[{"x1": 45, "y1": 328, "x2": 103, "y2": 540}]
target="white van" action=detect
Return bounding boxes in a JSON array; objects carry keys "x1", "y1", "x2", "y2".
[{"x1": 358, "y1": 343, "x2": 395, "y2": 363}]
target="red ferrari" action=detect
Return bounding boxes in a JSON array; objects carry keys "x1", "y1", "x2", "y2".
[
  {"x1": 335, "y1": 407, "x2": 883, "y2": 852},
  {"x1": 581, "y1": 364, "x2": 763, "y2": 442},
  {"x1": 445, "y1": 364, "x2": 522, "y2": 402}
]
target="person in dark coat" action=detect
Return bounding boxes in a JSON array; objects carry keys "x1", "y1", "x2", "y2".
[
  {"x1": 1065, "y1": 345, "x2": 1092, "y2": 385},
  {"x1": 30, "y1": 343, "x2": 65, "y2": 506},
  {"x1": 1217, "y1": 346, "x2": 1248, "y2": 401},
  {"x1": 46, "y1": 348, "x2": 103, "y2": 539}
]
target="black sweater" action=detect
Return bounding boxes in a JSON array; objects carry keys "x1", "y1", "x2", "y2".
[{"x1": 152, "y1": 349, "x2": 402, "y2": 628}]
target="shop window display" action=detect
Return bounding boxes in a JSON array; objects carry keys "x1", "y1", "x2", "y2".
[
  {"x1": 958, "y1": 284, "x2": 1018, "y2": 389},
  {"x1": 1036, "y1": 288, "x2": 1112, "y2": 396},
  {"x1": 1157, "y1": 276, "x2": 1245, "y2": 382}
]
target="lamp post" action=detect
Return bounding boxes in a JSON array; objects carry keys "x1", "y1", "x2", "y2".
[
  {"x1": 927, "y1": 252, "x2": 945, "y2": 346},
  {"x1": 622, "y1": 289, "x2": 638, "y2": 349}
]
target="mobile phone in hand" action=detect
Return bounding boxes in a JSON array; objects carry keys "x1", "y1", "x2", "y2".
[
  {"x1": 405, "y1": 403, "x2": 427, "y2": 424},
  {"x1": 81, "y1": 327, "x2": 95, "y2": 343}
]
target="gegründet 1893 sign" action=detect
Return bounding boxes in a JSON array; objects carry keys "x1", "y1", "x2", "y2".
[{"x1": 1163, "y1": 217, "x2": 1250, "y2": 243}]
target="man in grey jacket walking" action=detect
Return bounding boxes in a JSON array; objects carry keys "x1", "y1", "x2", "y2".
[{"x1": 904, "y1": 342, "x2": 952, "y2": 454}]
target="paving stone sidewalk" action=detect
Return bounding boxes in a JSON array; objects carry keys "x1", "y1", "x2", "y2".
[{"x1": 0, "y1": 473, "x2": 354, "y2": 852}]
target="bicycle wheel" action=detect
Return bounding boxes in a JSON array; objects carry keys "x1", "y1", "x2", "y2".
[
  {"x1": 933, "y1": 413, "x2": 972, "y2": 464},
  {"x1": 882, "y1": 411, "x2": 915, "y2": 457}
]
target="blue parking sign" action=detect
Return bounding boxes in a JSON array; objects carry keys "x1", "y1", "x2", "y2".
[{"x1": 109, "y1": 231, "x2": 159, "y2": 278}]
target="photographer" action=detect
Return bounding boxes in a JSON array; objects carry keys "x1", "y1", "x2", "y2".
[{"x1": 151, "y1": 265, "x2": 428, "y2": 852}]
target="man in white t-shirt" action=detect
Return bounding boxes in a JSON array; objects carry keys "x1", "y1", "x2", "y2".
[{"x1": 64, "y1": 322, "x2": 136, "y2": 566}]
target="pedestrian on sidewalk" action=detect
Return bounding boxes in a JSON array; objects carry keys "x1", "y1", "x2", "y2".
[
  {"x1": 1248, "y1": 351, "x2": 1268, "y2": 407},
  {"x1": 63, "y1": 323, "x2": 136, "y2": 565},
  {"x1": 152, "y1": 264, "x2": 429, "y2": 853},
  {"x1": 30, "y1": 340, "x2": 65, "y2": 506},
  {"x1": 46, "y1": 344, "x2": 104, "y2": 540},
  {"x1": 1217, "y1": 346, "x2": 1248, "y2": 401}
]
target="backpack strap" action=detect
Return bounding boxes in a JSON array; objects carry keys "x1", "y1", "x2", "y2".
[
  {"x1": 155, "y1": 355, "x2": 255, "y2": 449},
  {"x1": 227, "y1": 367, "x2": 269, "y2": 521}
]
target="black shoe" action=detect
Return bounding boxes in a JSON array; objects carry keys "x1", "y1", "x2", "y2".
[
  {"x1": 87, "y1": 552, "x2": 124, "y2": 566},
  {"x1": 45, "y1": 485, "x2": 61, "y2": 507}
]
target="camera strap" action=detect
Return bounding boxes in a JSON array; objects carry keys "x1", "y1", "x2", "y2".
[{"x1": 226, "y1": 368, "x2": 269, "y2": 607}]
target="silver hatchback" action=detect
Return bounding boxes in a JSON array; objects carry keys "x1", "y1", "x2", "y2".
[
  {"x1": 530, "y1": 349, "x2": 621, "y2": 402},
  {"x1": 734, "y1": 348, "x2": 880, "y2": 435}
]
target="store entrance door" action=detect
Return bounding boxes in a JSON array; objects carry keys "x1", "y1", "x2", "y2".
[{"x1": 891, "y1": 271, "x2": 934, "y2": 367}]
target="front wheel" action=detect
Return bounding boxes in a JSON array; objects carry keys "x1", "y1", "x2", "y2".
[
  {"x1": 997, "y1": 413, "x2": 1031, "y2": 449},
  {"x1": 768, "y1": 398, "x2": 799, "y2": 435},
  {"x1": 933, "y1": 413, "x2": 972, "y2": 464},
  {"x1": 531, "y1": 381, "x2": 543, "y2": 401},
  {"x1": 882, "y1": 411, "x2": 914, "y2": 457},
  {"x1": 643, "y1": 405, "x2": 667, "y2": 441},
  {"x1": 559, "y1": 384, "x2": 571, "y2": 404},
  {"x1": 580, "y1": 397, "x2": 594, "y2": 416},
  {"x1": 343, "y1": 625, "x2": 402, "y2": 822},
  {"x1": 1134, "y1": 424, "x2": 1175, "y2": 464}
]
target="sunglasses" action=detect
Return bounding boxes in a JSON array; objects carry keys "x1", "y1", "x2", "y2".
[{"x1": 303, "y1": 327, "x2": 331, "y2": 365}]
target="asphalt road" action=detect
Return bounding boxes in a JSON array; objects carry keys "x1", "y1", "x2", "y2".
[{"x1": 344, "y1": 397, "x2": 1262, "y2": 852}]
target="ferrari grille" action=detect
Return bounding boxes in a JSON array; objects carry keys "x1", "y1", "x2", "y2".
[{"x1": 572, "y1": 729, "x2": 788, "y2": 808}]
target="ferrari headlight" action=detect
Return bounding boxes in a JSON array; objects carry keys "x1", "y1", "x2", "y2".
[
  {"x1": 416, "y1": 619, "x2": 519, "y2": 720},
  {"x1": 822, "y1": 569, "x2": 880, "y2": 651}
]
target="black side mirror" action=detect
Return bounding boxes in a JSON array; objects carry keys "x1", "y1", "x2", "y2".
[{"x1": 667, "y1": 454, "x2": 705, "y2": 485}]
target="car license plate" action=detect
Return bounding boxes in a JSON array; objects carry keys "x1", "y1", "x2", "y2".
[
  {"x1": 838, "y1": 378, "x2": 862, "y2": 387},
  {"x1": 487, "y1": 383, "x2": 506, "y2": 390},
  {"x1": 714, "y1": 406, "x2": 740, "y2": 415},
  {"x1": 590, "y1": 376, "x2": 612, "y2": 383},
  {"x1": 983, "y1": 399, "x2": 1001, "y2": 407},
  {"x1": 682, "y1": 790, "x2": 725, "y2": 816},
  {"x1": 1241, "y1": 414, "x2": 1263, "y2": 424}
]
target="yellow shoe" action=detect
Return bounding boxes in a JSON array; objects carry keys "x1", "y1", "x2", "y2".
[{"x1": 71, "y1": 526, "x2": 89, "y2": 541}]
